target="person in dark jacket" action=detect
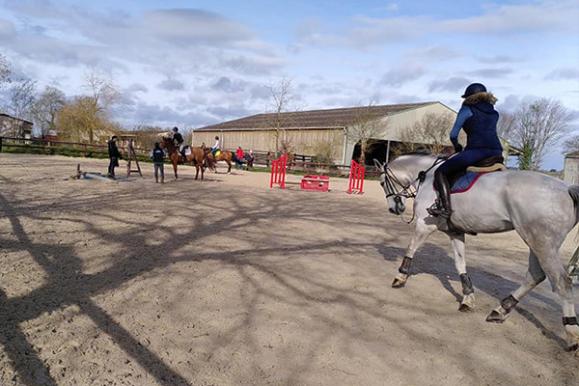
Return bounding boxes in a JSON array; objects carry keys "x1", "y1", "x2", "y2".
[
  {"x1": 107, "y1": 135, "x2": 121, "y2": 179},
  {"x1": 427, "y1": 83, "x2": 503, "y2": 220},
  {"x1": 172, "y1": 127, "x2": 184, "y2": 151},
  {"x1": 151, "y1": 142, "x2": 165, "y2": 183}
]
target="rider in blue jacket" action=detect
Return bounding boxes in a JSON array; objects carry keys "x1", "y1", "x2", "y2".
[{"x1": 428, "y1": 83, "x2": 503, "y2": 220}]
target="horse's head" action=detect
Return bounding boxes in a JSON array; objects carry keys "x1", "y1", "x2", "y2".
[
  {"x1": 376, "y1": 154, "x2": 438, "y2": 216},
  {"x1": 159, "y1": 135, "x2": 174, "y2": 149},
  {"x1": 375, "y1": 159, "x2": 407, "y2": 215}
]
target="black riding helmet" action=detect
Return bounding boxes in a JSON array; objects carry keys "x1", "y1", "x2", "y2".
[
  {"x1": 172, "y1": 126, "x2": 179, "y2": 132},
  {"x1": 462, "y1": 83, "x2": 487, "y2": 98}
]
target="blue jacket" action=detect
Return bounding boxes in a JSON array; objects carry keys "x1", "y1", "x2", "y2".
[
  {"x1": 152, "y1": 148, "x2": 165, "y2": 163},
  {"x1": 450, "y1": 102, "x2": 502, "y2": 151}
]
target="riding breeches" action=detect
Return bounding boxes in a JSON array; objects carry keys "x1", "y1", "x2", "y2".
[{"x1": 436, "y1": 148, "x2": 503, "y2": 177}]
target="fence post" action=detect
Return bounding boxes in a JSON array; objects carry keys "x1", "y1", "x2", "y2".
[{"x1": 0, "y1": 137, "x2": 2, "y2": 153}]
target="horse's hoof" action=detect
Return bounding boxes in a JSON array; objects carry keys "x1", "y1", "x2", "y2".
[
  {"x1": 567, "y1": 343, "x2": 579, "y2": 352},
  {"x1": 486, "y1": 308, "x2": 508, "y2": 323},
  {"x1": 459, "y1": 303, "x2": 474, "y2": 312},
  {"x1": 392, "y1": 278, "x2": 406, "y2": 288},
  {"x1": 459, "y1": 293, "x2": 475, "y2": 312}
]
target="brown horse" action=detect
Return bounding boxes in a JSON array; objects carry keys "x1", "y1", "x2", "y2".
[
  {"x1": 204, "y1": 148, "x2": 233, "y2": 174},
  {"x1": 161, "y1": 137, "x2": 207, "y2": 180}
]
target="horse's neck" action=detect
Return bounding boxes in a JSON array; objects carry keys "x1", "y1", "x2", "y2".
[
  {"x1": 165, "y1": 142, "x2": 177, "y2": 153},
  {"x1": 392, "y1": 155, "x2": 438, "y2": 185}
]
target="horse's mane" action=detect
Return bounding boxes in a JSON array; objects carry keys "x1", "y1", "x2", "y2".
[{"x1": 390, "y1": 150, "x2": 437, "y2": 162}]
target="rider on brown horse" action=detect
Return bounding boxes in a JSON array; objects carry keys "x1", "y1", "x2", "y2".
[{"x1": 172, "y1": 127, "x2": 185, "y2": 161}]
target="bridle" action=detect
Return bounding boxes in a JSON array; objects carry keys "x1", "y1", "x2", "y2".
[{"x1": 380, "y1": 157, "x2": 446, "y2": 222}]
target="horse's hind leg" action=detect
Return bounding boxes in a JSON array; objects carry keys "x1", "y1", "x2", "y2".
[
  {"x1": 488, "y1": 246, "x2": 578, "y2": 352},
  {"x1": 486, "y1": 250, "x2": 546, "y2": 323},
  {"x1": 392, "y1": 217, "x2": 437, "y2": 288},
  {"x1": 449, "y1": 233, "x2": 475, "y2": 312},
  {"x1": 538, "y1": 248, "x2": 579, "y2": 352}
]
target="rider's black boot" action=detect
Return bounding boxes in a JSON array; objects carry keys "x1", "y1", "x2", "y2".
[{"x1": 427, "y1": 171, "x2": 452, "y2": 219}]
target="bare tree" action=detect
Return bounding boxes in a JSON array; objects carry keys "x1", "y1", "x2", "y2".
[
  {"x1": 3, "y1": 78, "x2": 36, "y2": 137},
  {"x1": 345, "y1": 102, "x2": 384, "y2": 165},
  {"x1": 503, "y1": 99, "x2": 570, "y2": 170},
  {"x1": 0, "y1": 53, "x2": 11, "y2": 89},
  {"x1": 399, "y1": 113, "x2": 455, "y2": 155},
  {"x1": 267, "y1": 78, "x2": 296, "y2": 154},
  {"x1": 497, "y1": 110, "x2": 516, "y2": 139},
  {"x1": 32, "y1": 86, "x2": 66, "y2": 136},
  {"x1": 563, "y1": 134, "x2": 579, "y2": 155},
  {"x1": 5, "y1": 79, "x2": 36, "y2": 119},
  {"x1": 84, "y1": 72, "x2": 119, "y2": 111},
  {"x1": 310, "y1": 138, "x2": 339, "y2": 164},
  {"x1": 57, "y1": 73, "x2": 119, "y2": 143}
]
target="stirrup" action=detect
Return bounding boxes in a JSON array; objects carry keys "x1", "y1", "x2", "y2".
[{"x1": 427, "y1": 202, "x2": 450, "y2": 218}]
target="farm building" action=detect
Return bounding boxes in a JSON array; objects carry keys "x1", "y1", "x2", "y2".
[
  {"x1": 193, "y1": 102, "x2": 457, "y2": 165},
  {"x1": 0, "y1": 113, "x2": 33, "y2": 138},
  {"x1": 564, "y1": 152, "x2": 579, "y2": 184}
]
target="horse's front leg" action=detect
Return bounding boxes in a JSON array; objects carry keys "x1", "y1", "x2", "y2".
[
  {"x1": 393, "y1": 217, "x2": 436, "y2": 288},
  {"x1": 173, "y1": 160, "x2": 178, "y2": 179},
  {"x1": 449, "y1": 233, "x2": 475, "y2": 312}
]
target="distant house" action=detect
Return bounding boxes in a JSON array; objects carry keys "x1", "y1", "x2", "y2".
[
  {"x1": 564, "y1": 152, "x2": 579, "y2": 184},
  {"x1": 0, "y1": 113, "x2": 33, "y2": 138}
]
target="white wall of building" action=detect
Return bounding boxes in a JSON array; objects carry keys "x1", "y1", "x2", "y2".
[{"x1": 564, "y1": 156, "x2": 579, "y2": 184}]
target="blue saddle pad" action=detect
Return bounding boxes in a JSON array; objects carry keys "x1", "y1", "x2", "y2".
[{"x1": 451, "y1": 171, "x2": 484, "y2": 194}]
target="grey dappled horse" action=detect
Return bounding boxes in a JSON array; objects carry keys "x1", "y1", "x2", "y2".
[{"x1": 377, "y1": 153, "x2": 579, "y2": 353}]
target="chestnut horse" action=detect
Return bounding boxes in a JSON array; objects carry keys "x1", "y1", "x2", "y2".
[
  {"x1": 205, "y1": 148, "x2": 233, "y2": 174},
  {"x1": 161, "y1": 137, "x2": 207, "y2": 180}
]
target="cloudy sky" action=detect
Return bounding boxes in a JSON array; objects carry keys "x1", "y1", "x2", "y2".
[{"x1": 1, "y1": 0, "x2": 578, "y2": 168}]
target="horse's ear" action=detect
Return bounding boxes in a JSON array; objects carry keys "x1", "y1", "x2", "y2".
[{"x1": 373, "y1": 159, "x2": 384, "y2": 171}]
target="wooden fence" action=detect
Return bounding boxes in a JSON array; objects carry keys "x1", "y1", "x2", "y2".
[{"x1": 0, "y1": 136, "x2": 148, "y2": 157}]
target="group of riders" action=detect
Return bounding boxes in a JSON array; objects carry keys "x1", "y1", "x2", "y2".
[
  {"x1": 170, "y1": 127, "x2": 220, "y2": 158},
  {"x1": 170, "y1": 126, "x2": 253, "y2": 167}
]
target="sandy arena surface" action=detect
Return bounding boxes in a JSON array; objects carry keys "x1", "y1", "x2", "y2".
[{"x1": 0, "y1": 153, "x2": 577, "y2": 386}]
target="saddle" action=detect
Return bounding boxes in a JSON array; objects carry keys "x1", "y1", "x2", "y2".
[
  {"x1": 466, "y1": 155, "x2": 506, "y2": 173},
  {"x1": 448, "y1": 155, "x2": 506, "y2": 194}
]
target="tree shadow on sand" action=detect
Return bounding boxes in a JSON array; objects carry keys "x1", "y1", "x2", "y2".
[{"x1": 0, "y1": 166, "x2": 575, "y2": 386}]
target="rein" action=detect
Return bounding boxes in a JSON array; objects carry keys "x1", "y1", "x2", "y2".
[{"x1": 381, "y1": 157, "x2": 446, "y2": 224}]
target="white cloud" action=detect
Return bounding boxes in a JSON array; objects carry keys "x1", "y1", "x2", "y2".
[
  {"x1": 429, "y1": 77, "x2": 471, "y2": 93},
  {"x1": 381, "y1": 65, "x2": 426, "y2": 87},
  {"x1": 468, "y1": 68, "x2": 514, "y2": 78},
  {"x1": 440, "y1": 1, "x2": 578, "y2": 34},
  {"x1": 545, "y1": 68, "x2": 579, "y2": 81},
  {"x1": 157, "y1": 78, "x2": 185, "y2": 91},
  {"x1": 295, "y1": 0, "x2": 579, "y2": 49}
]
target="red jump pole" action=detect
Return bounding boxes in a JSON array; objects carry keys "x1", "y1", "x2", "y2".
[
  {"x1": 347, "y1": 160, "x2": 365, "y2": 194},
  {"x1": 270, "y1": 154, "x2": 287, "y2": 189}
]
